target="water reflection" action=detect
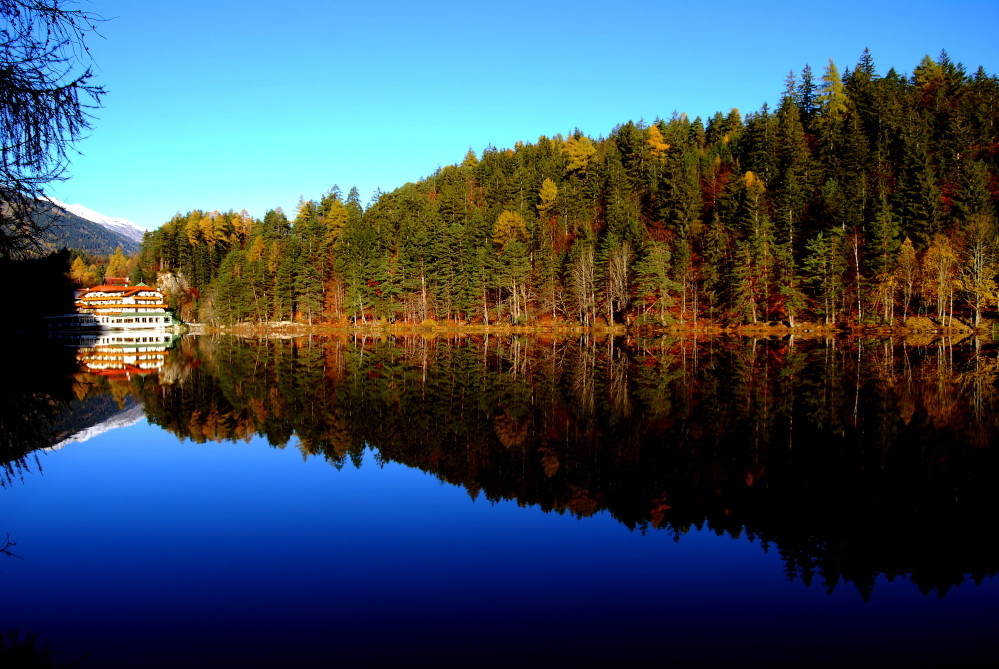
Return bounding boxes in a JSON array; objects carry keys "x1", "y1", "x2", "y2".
[
  {"x1": 1, "y1": 335, "x2": 79, "y2": 484},
  {"x1": 68, "y1": 331, "x2": 178, "y2": 378},
  {"x1": 0, "y1": 333, "x2": 169, "y2": 484},
  {"x1": 8, "y1": 332, "x2": 999, "y2": 598}
]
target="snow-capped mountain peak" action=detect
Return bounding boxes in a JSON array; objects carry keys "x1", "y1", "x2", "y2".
[{"x1": 47, "y1": 197, "x2": 146, "y2": 244}]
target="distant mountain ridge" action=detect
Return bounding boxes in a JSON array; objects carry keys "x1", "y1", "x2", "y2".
[
  {"x1": 36, "y1": 198, "x2": 145, "y2": 255},
  {"x1": 51, "y1": 199, "x2": 146, "y2": 244}
]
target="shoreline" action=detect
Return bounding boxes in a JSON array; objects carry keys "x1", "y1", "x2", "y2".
[{"x1": 183, "y1": 316, "x2": 996, "y2": 341}]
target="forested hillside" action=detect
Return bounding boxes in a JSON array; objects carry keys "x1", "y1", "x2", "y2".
[
  {"x1": 33, "y1": 203, "x2": 142, "y2": 256},
  {"x1": 135, "y1": 50, "x2": 999, "y2": 328}
]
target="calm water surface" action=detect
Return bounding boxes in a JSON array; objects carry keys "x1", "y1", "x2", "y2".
[{"x1": 1, "y1": 333, "x2": 997, "y2": 667}]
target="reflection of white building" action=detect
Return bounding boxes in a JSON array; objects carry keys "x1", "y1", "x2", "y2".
[
  {"x1": 73, "y1": 332, "x2": 179, "y2": 378},
  {"x1": 47, "y1": 277, "x2": 181, "y2": 331}
]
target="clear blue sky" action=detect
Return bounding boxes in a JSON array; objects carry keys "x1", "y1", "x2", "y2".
[{"x1": 49, "y1": 0, "x2": 999, "y2": 230}]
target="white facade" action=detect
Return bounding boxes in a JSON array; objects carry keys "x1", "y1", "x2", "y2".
[{"x1": 49, "y1": 280, "x2": 180, "y2": 331}]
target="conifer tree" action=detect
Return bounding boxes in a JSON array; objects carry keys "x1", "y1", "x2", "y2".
[{"x1": 634, "y1": 240, "x2": 677, "y2": 325}]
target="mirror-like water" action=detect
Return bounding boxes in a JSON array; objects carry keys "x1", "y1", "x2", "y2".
[{"x1": 2, "y1": 333, "x2": 997, "y2": 667}]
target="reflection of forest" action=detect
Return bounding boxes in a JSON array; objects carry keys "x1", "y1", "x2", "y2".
[
  {"x1": 123, "y1": 335, "x2": 999, "y2": 595},
  {"x1": 0, "y1": 334, "x2": 146, "y2": 485}
]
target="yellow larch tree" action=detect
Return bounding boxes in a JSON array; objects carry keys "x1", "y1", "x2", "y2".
[
  {"x1": 563, "y1": 134, "x2": 596, "y2": 172},
  {"x1": 105, "y1": 246, "x2": 129, "y2": 279},
  {"x1": 647, "y1": 124, "x2": 671, "y2": 157},
  {"x1": 69, "y1": 256, "x2": 88, "y2": 285},
  {"x1": 493, "y1": 210, "x2": 527, "y2": 248},
  {"x1": 537, "y1": 178, "x2": 558, "y2": 218}
]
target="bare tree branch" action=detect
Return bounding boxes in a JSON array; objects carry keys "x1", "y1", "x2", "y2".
[
  {"x1": 0, "y1": 0, "x2": 105, "y2": 258},
  {"x1": 1, "y1": 532, "x2": 21, "y2": 558}
]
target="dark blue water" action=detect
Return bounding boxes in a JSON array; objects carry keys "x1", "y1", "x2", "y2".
[
  {"x1": 3, "y1": 420, "x2": 995, "y2": 668},
  {"x1": 2, "y1": 334, "x2": 998, "y2": 667}
]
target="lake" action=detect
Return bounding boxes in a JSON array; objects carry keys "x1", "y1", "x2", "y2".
[{"x1": 2, "y1": 332, "x2": 997, "y2": 667}]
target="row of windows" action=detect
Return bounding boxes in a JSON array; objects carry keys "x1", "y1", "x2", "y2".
[
  {"x1": 97, "y1": 336, "x2": 171, "y2": 344},
  {"x1": 99, "y1": 316, "x2": 170, "y2": 324}
]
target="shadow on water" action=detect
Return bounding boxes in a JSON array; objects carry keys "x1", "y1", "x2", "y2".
[
  {"x1": 4, "y1": 332, "x2": 999, "y2": 601},
  {"x1": 0, "y1": 333, "x2": 151, "y2": 487},
  {"x1": 0, "y1": 629, "x2": 87, "y2": 668},
  {"x1": 0, "y1": 334, "x2": 78, "y2": 486}
]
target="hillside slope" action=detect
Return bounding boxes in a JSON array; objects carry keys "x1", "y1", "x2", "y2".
[{"x1": 35, "y1": 199, "x2": 144, "y2": 255}]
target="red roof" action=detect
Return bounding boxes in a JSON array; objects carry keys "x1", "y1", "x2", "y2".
[{"x1": 82, "y1": 284, "x2": 161, "y2": 297}]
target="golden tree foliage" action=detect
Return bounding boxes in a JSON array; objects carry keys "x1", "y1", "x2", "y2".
[
  {"x1": 69, "y1": 255, "x2": 85, "y2": 280},
  {"x1": 105, "y1": 246, "x2": 128, "y2": 279},
  {"x1": 743, "y1": 170, "x2": 765, "y2": 193},
  {"x1": 494, "y1": 412, "x2": 527, "y2": 449},
  {"x1": 199, "y1": 212, "x2": 217, "y2": 246},
  {"x1": 493, "y1": 210, "x2": 527, "y2": 248},
  {"x1": 212, "y1": 211, "x2": 236, "y2": 246},
  {"x1": 922, "y1": 234, "x2": 960, "y2": 321},
  {"x1": 539, "y1": 446, "x2": 560, "y2": 478},
  {"x1": 296, "y1": 198, "x2": 317, "y2": 223},
  {"x1": 233, "y1": 210, "x2": 254, "y2": 244},
  {"x1": 817, "y1": 59, "x2": 849, "y2": 122},
  {"x1": 246, "y1": 235, "x2": 266, "y2": 262},
  {"x1": 562, "y1": 134, "x2": 596, "y2": 172},
  {"x1": 872, "y1": 271, "x2": 899, "y2": 324},
  {"x1": 267, "y1": 240, "x2": 283, "y2": 273},
  {"x1": 185, "y1": 211, "x2": 204, "y2": 246},
  {"x1": 322, "y1": 199, "x2": 349, "y2": 245},
  {"x1": 72, "y1": 376, "x2": 91, "y2": 401},
  {"x1": 647, "y1": 125, "x2": 671, "y2": 157},
  {"x1": 956, "y1": 212, "x2": 999, "y2": 326},
  {"x1": 537, "y1": 178, "x2": 558, "y2": 217},
  {"x1": 109, "y1": 380, "x2": 131, "y2": 409},
  {"x1": 68, "y1": 256, "x2": 98, "y2": 286},
  {"x1": 896, "y1": 238, "x2": 919, "y2": 317}
]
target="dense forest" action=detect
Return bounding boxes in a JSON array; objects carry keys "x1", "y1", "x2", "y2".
[{"x1": 134, "y1": 50, "x2": 999, "y2": 329}]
